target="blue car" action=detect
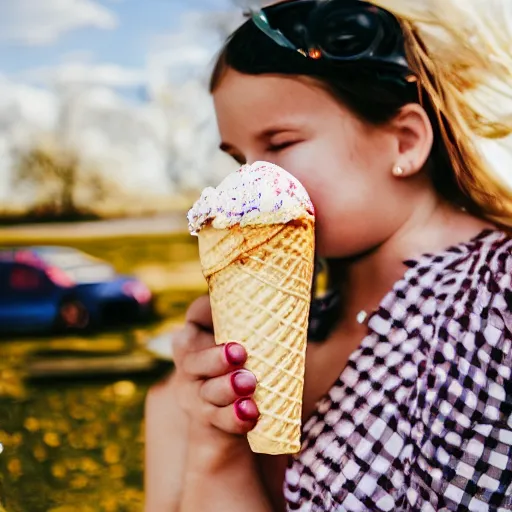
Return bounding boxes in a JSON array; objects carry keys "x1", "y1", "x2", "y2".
[{"x1": 0, "y1": 246, "x2": 153, "y2": 334}]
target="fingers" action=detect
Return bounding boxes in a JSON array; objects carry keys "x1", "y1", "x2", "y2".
[
  {"x1": 172, "y1": 296, "x2": 216, "y2": 366},
  {"x1": 209, "y1": 399, "x2": 260, "y2": 435},
  {"x1": 172, "y1": 323, "x2": 215, "y2": 366},
  {"x1": 200, "y1": 369, "x2": 257, "y2": 407},
  {"x1": 186, "y1": 295, "x2": 213, "y2": 331},
  {"x1": 199, "y1": 369, "x2": 259, "y2": 435},
  {"x1": 182, "y1": 342, "x2": 247, "y2": 379},
  {"x1": 171, "y1": 296, "x2": 260, "y2": 435},
  {"x1": 177, "y1": 370, "x2": 260, "y2": 435}
]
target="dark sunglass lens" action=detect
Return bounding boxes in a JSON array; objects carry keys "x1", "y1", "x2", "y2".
[
  {"x1": 316, "y1": 10, "x2": 379, "y2": 57},
  {"x1": 264, "y1": 2, "x2": 314, "y2": 48},
  {"x1": 374, "y1": 11, "x2": 404, "y2": 55}
]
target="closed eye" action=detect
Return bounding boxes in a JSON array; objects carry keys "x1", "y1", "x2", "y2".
[{"x1": 267, "y1": 140, "x2": 300, "y2": 153}]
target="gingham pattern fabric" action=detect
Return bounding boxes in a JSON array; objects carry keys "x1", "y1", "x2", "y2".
[{"x1": 285, "y1": 229, "x2": 512, "y2": 511}]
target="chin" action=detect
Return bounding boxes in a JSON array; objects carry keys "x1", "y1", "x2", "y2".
[
  {"x1": 315, "y1": 232, "x2": 376, "y2": 260},
  {"x1": 314, "y1": 222, "x2": 356, "y2": 259},
  {"x1": 315, "y1": 239, "x2": 346, "y2": 259}
]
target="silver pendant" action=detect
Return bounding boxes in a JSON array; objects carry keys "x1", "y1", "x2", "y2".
[{"x1": 356, "y1": 310, "x2": 368, "y2": 325}]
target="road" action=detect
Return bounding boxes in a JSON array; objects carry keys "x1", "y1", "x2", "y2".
[{"x1": 0, "y1": 212, "x2": 189, "y2": 242}]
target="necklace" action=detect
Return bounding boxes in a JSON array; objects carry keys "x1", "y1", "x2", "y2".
[{"x1": 356, "y1": 310, "x2": 368, "y2": 325}]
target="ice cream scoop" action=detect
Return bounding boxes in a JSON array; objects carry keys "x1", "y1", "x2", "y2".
[{"x1": 187, "y1": 161, "x2": 314, "y2": 234}]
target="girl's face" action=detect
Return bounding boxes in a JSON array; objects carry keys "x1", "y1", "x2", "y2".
[{"x1": 213, "y1": 68, "x2": 431, "y2": 258}]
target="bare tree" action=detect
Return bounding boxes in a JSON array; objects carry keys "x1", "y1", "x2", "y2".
[{"x1": 12, "y1": 140, "x2": 110, "y2": 218}]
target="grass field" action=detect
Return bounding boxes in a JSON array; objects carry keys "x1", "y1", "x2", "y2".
[{"x1": 0, "y1": 226, "x2": 207, "y2": 511}]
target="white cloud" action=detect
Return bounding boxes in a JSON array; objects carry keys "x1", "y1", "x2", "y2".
[
  {"x1": 0, "y1": 78, "x2": 169, "y2": 203},
  {"x1": 0, "y1": 73, "x2": 234, "y2": 206},
  {"x1": 0, "y1": 6, "x2": 242, "y2": 206},
  {"x1": 15, "y1": 8, "x2": 243, "y2": 90},
  {"x1": 0, "y1": 77, "x2": 59, "y2": 203},
  {"x1": 0, "y1": 0, "x2": 117, "y2": 46},
  {"x1": 147, "y1": 10, "x2": 243, "y2": 88},
  {"x1": 22, "y1": 62, "x2": 147, "y2": 88},
  {"x1": 64, "y1": 89, "x2": 171, "y2": 194},
  {"x1": 0, "y1": 77, "x2": 58, "y2": 130}
]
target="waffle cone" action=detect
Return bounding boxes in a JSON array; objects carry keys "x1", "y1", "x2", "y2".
[{"x1": 197, "y1": 217, "x2": 314, "y2": 455}]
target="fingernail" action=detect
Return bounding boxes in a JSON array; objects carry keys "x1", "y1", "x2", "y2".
[
  {"x1": 224, "y1": 343, "x2": 246, "y2": 366},
  {"x1": 234, "y1": 398, "x2": 259, "y2": 422},
  {"x1": 231, "y1": 370, "x2": 256, "y2": 396}
]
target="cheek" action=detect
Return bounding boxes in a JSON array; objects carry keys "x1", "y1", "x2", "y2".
[
  {"x1": 282, "y1": 139, "x2": 402, "y2": 257},
  {"x1": 280, "y1": 128, "x2": 392, "y2": 191},
  {"x1": 281, "y1": 136, "x2": 386, "y2": 213},
  {"x1": 279, "y1": 150, "x2": 377, "y2": 256},
  {"x1": 276, "y1": 139, "x2": 352, "y2": 193},
  {"x1": 312, "y1": 183, "x2": 412, "y2": 258}
]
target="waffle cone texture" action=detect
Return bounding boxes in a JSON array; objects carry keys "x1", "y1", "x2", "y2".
[{"x1": 197, "y1": 217, "x2": 315, "y2": 455}]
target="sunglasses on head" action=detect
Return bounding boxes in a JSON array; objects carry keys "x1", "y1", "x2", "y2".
[{"x1": 250, "y1": 0, "x2": 415, "y2": 81}]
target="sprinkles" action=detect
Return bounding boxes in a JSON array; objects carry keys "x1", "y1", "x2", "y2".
[{"x1": 187, "y1": 161, "x2": 314, "y2": 234}]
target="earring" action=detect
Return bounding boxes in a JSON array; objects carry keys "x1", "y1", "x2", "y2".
[{"x1": 393, "y1": 166, "x2": 405, "y2": 177}]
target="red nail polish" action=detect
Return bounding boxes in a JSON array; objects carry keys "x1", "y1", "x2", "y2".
[
  {"x1": 231, "y1": 370, "x2": 256, "y2": 396},
  {"x1": 234, "y1": 398, "x2": 259, "y2": 422},
  {"x1": 224, "y1": 343, "x2": 246, "y2": 366}
]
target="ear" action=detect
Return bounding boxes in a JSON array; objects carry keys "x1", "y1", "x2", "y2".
[{"x1": 389, "y1": 104, "x2": 433, "y2": 177}]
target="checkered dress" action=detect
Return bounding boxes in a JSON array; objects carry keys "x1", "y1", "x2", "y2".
[{"x1": 285, "y1": 229, "x2": 512, "y2": 511}]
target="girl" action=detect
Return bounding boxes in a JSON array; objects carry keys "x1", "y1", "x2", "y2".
[{"x1": 145, "y1": 1, "x2": 512, "y2": 510}]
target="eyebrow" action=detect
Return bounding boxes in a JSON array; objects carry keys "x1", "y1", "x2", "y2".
[{"x1": 257, "y1": 126, "x2": 298, "y2": 142}]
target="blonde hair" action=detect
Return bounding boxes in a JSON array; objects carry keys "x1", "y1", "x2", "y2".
[
  {"x1": 211, "y1": 8, "x2": 512, "y2": 230},
  {"x1": 401, "y1": 21, "x2": 512, "y2": 229}
]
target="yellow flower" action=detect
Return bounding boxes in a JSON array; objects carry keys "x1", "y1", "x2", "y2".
[
  {"x1": 24, "y1": 417, "x2": 40, "y2": 432},
  {"x1": 113, "y1": 381, "x2": 136, "y2": 399},
  {"x1": 101, "y1": 497, "x2": 118, "y2": 512},
  {"x1": 33, "y1": 444, "x2": 48, "y2": 462},
  {"x1": 80, "y1": 458, "x2": 101, "y2": 475},
  {"x1": 103, "y1": 443, "x2": 121, "y2": 464},
  {"x1": 43, "y1": 432, "x2": 61, "y2": 447},
  {"x1": 70, "y1": 474, "x2": 88, "y2": 489},
  {"x1": 51, "y1": 463, "x2": 67, "y2": 479},
  {"x1": 7, "y1": 458, "x2": 22, "y2": 477},
  {"x1": 109, "y1": 464, "x2": 126, "y2": 479}
]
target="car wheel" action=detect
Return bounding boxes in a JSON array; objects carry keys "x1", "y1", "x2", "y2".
[{"x1": 57, "y1": 300, "x2": 91, "y2": 331}]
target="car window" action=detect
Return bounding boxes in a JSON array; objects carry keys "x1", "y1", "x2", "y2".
[
  {"x1": 65, "y1": 264, "x2": 115, "y2": 283},
  {"x1": 40, "y1": 250, "x2": 98, "y2": 269},
  {"x1": 39, "y1": 250, "x2": 115, "y2": 283},
  {"x1": 9, "y1": 264, "x2": 45, "y2": 291}
]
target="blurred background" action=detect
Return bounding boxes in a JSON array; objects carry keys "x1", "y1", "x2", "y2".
[
  {"x1": 0, "y1": 1, "x2": 248, "y2": 510},
  {"x1": 1, "y1": 1, "x2": 512, "y2": 511}
]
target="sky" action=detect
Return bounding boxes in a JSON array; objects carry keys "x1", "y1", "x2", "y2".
[
  {"x1": 1, "y1": 0, "x2": 510, "y2": 211},
  {"x1": 0, "y1": 0, "x2": 253, "y2": 209},
  {"x1": 0, "y1": 0, "x2": 238, "y2": 76}
]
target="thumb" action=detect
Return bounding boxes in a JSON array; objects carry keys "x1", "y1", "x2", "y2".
[{"x1": 185, "y1": 295, "x2": 214, "y2": 332}]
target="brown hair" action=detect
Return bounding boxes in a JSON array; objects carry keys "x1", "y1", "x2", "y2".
[{"x1": 210, "y1": 17, "x2": 512, "y2": 229}]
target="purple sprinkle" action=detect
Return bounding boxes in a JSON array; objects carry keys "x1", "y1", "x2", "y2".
[{"x1": 272, "y1": 199, "x2": 283, "y2": 212}]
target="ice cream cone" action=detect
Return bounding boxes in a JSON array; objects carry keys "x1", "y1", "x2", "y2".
[
  {"x1": 188, "y1": 161, "x2": 315, "y2": 455},
  {"x1": 197, "y1": 218, "x2": 314, "y2": 454}
]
